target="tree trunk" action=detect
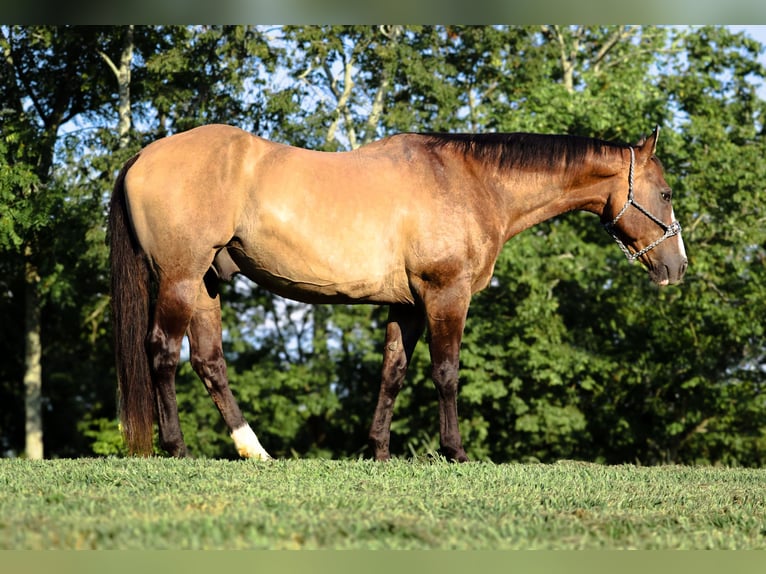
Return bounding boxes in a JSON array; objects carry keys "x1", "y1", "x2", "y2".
[
  {"x1": 23, "y1": 251, "x2": 43, "y2": 460},
  {"x1": 116, "y1": 25, "x2": 134, "y2": 149},
  {"x1": 99, "y1": 24, "x2": 134, "y2": 149}
]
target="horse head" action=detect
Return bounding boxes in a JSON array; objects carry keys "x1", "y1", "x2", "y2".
[{"x1": 603, "y1": 127, "x2": 687, "y2": 286}]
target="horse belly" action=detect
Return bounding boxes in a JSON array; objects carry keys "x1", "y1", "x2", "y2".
[{"x1": 227, "y1": 235, "x2": 414, "y2": 305}]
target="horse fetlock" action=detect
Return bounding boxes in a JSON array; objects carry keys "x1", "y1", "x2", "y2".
[
  {"x1": 159, "y1": 435, "x2": 187, "y2": 457},
  {"x1": 441, "y1": 444, "x2": 469, "y2": 463}
]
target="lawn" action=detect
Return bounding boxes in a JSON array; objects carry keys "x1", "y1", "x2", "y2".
[{"x1": 1, "y1": 457, "x2": 765, "y2": 550}]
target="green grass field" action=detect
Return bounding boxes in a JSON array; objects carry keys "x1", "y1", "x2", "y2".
[{"x1": 1, "y1": 457, "x2": 765, "y2": 550}]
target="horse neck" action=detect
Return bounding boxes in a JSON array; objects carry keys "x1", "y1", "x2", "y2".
[{"x1": 487, "y1": 149, "x2": 628, "y2": 242}]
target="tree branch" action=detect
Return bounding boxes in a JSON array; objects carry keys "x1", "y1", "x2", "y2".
[
  {"x1": 543, "y1": 25, "x2": 577, "y2": 94},
  {"x1": 592, "y1": 26, "x2": 632, "y2": 74},
  {"x1": 362, "y1": 26, "x2": 403, "y2": 145},
  {"x1": 324, "y1": 51, "x2": 358, "y2": 149}
]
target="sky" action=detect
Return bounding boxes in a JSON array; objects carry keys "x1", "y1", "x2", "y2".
[
  {"x1": 729, "y1": 25, "x2": 766, "y2": 58},
  {"x1": 729, "y1": 24, "x2": 766, "y2": 44},
  {"x1": 729, "y1": 25, "x2": 766, "y2": 98}
]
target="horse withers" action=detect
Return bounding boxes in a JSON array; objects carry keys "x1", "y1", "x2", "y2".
[{"x1": 109, "y1": 124, "x2": 686, "y2": 461}]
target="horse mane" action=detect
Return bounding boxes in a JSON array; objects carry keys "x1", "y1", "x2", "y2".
[{"x1": 421, "y1": 132, "x2": 630, "y2": 176}]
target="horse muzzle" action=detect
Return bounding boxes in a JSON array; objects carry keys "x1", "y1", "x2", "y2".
[{"x1": 648, "y1": 255, "x2": 688, "y2": 286}]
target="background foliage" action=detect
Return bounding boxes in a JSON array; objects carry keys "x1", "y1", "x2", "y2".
[{"x1": 1, "y1": 25, "x2": 765, "y2": 465}]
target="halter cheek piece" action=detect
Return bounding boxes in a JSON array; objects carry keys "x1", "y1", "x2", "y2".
[{"x1": 603, "y1": 147, "x2": 682, "y2": 262}]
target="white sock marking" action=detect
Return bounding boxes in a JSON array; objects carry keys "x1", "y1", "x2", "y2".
[{"x1": 231, "y1": 424, "x2": 272, "y2": 460}]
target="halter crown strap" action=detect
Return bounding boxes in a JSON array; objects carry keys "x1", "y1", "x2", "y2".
[{"x1": 603, "y1": 147, "x2": 682, "y2": 262}]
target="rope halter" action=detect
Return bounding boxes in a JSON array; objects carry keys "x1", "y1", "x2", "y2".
[{"x1": 603, "y1": 147, "x2": 682, "y2": 262}]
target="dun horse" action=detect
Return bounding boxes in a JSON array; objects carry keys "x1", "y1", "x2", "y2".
[{"x1": 109, "y1": 124, "x2": 687, "y2": 461}]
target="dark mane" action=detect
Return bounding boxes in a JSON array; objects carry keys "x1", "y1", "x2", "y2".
[{"x1": 421, "y1": 132, "x2": 630, "y2": 175}]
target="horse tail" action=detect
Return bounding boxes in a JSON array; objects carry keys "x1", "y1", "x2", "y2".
[{"x1": 109, "y1": 154, "x2": 155, "y2": 456}]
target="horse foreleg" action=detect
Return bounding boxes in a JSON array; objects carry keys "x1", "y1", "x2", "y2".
[
  {"x1": 187, "y1": 276, "x2": 271, "y2": 460},
  {"x1": 424, "y1": 287, "x2": 470, "y2": 463},
  {"x1": 368, "y1": 304, "x2": 425, "y2": 460}
]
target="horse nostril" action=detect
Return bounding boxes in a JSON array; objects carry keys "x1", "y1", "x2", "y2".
[{"x1": 679, "y1": 259, "x2": 688, "y2": 278}]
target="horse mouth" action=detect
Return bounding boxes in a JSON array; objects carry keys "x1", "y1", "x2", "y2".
[{"x1": 648, "y1": 259, "x2": 687, "y2": 286}]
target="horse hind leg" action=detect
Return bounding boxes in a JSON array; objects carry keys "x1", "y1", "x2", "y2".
[
  {"x1": 148, "y1": 277, "x2": 201, "y2": 457},
  {"x1": 187, "y1": 271, "x2": 271, "y2": 460}
]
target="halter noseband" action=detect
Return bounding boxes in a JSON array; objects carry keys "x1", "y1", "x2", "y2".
[{"x1": 603, "y1": 147, "x2": 682, "y2": 262}]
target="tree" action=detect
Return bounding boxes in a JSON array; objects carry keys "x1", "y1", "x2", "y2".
[
  {"x1": 647, "y1": 25, "x2": 766, "y2": 464},
  {"x1": 98, "y1": 24, "x2": 134, "y2": 150},
  {"x1": 0, "y1": 26, "x2": 127, "y2": 457},
  {"x1": 3, "y1": 25, "x2": 765, "y2": 465},
  {"x1": 0, "y1": 139, "x2": 39, "y2": 456},
  {"x1": 449, "y1": 25, "x2": 766, "y2": 465}
]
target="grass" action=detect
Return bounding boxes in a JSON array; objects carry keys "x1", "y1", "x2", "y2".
[{"x1": 0, "y1": 457, "x2": 765, "y2": 549}]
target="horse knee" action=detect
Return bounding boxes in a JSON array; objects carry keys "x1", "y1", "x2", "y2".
[{"x1": 432, "y1": 360, "x2": 459, "y2": 396}]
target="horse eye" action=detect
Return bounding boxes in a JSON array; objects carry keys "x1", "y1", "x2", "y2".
[{"x1": 661, "y1": 191, "x2": 672, "y2": 202}]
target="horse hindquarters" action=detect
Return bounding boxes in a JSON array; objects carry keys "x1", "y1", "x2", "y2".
[{"x1": 111, "y1": 169, "x2": 197, "y2": 457}]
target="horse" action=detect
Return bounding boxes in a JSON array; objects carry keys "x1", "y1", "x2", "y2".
[{"x1": 109, "y1": 124, "x2": 687, "y2": 462}]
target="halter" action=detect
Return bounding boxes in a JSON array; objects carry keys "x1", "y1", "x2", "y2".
[{"x1": 603, "y1": 147, "x2": 682, "y2": 262}]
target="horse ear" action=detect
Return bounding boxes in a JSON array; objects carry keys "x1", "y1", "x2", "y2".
[{"x1": 635, "y1": 125, "x2": 660, "y2": 163}]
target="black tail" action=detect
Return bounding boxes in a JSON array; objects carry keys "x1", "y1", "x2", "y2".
[{"x1": 108, "y1": 154, "x2": 155, "y2": 455}]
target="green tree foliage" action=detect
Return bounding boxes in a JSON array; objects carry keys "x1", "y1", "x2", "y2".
[
  {"x1": 652, "y1": 26, "x2": 766, "y2": 465},
  {"x1": 0, "y1": 26, "x2": 126, "y2": 456},
  {"x1": 2, "y1": 25, "x2": 765, "y2": 465},
  {"x1": 0, "y1": 138, "x2": 38, "y2": 454}
]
